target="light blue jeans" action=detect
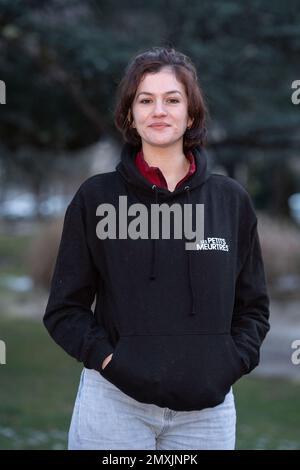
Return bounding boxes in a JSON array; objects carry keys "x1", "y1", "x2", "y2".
[{"x1": 68, "y1": 367, "x2": 236, "y2": 450}]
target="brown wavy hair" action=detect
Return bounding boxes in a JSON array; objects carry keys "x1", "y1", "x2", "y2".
[{"x1": 114, "y1": 46, "x2": 209, "y2": 152}]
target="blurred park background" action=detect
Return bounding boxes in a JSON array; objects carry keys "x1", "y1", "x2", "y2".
[{"x1": 1, "y1": 0, "x2": 300, "y2": 450}]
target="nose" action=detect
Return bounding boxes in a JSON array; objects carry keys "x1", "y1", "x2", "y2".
[{"x1": 153, "y1": 99, "x2": 167, "y2": 115}]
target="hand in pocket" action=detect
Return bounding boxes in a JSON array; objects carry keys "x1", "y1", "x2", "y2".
[{"x1": 101, "y1": 353, "x2": 113, "y2": 370}]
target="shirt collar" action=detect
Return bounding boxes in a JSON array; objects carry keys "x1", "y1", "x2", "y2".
[{"x1": 135, "y1": 148, "x2": 196, "y2": 190}]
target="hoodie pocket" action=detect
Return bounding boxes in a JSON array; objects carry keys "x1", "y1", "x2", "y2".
[
  {"x1": 228, "y1": 335, "x2": 249, "y2": 377},
  {"x1": 100, "y1": 338, "x2": 123, "y2": 374},
  {"x1": 99, "y1": 335, "x2": 161, "y2": 404},
  {"x1": 99, "y1": 333, "x2": 247, "y2": 411}
]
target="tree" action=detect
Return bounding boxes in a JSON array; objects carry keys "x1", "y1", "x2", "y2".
[{"x1": 0, "y1": 0, "x2": 299, "y2": 214}]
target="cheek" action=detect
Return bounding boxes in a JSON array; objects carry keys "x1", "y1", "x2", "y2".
[
  {"x1": 136, "y1": 112, "x2": 150, "y2": 123},
  {"x1": 175, "y1": 109, "x2": 188, "y2": 122},
  {"x1": 174, "y1": 117, "x2": 188, "y2": 129}
]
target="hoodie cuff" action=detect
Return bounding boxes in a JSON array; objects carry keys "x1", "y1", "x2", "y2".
[{"x1": 85, "y1": 337, "x2": 115, "y2": 372}]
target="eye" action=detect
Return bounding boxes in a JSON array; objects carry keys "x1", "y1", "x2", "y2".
[{"x1": 139, "y1": 98, "x2": 180, "y2": 104}]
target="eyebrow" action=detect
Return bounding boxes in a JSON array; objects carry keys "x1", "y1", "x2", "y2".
[{"x1": 136, "y1": 90, "x2": 183, "y2": 98}]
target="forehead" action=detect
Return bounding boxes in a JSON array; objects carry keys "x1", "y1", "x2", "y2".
[{"x1": 136, "y1": 68, "x2": 185, "y2": 94}]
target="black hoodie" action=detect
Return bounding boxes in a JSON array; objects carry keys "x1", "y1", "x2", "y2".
[{"x1": 43, "y1": 142, "x2": 270, "y2": 412}]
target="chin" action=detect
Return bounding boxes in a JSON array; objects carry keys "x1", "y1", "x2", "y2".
[{"x1": 143, "y1": 137, "x2": 179, "y2": 147}]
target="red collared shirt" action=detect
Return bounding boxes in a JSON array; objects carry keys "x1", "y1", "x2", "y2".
[{"x1": 135, "y1": 148, "x2": 196, "y2": 190}]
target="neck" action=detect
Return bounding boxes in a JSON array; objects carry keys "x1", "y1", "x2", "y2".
[{"x1": 142, "y1": 141, "x2": 190, "y2": 189}]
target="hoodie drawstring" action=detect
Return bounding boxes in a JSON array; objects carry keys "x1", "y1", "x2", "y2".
[
  {"x1": 149, "y1": 184, "x2": 197, "y2": 316},
  {"x1": 149, "y1": 184, "x2": 158, "y2": 280},
  {"x1": 184, "y1": 185, "x2": 197, "y2": 316}
]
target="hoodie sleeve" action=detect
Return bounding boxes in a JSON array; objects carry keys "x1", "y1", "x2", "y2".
[
  {"x1": 231, "y1": 217, "x2": 270, "y2": 375},
  {"x1": 43, "y1": 199, "x2": 115, "y2": 372}
]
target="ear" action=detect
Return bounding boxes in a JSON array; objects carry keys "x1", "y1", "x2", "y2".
[
  {"x1": 127, "y1": 109, "x2": 135, "y2": 127},
  {"x1": 188, "y1": 117, "x2": 194, "y2": 128}
]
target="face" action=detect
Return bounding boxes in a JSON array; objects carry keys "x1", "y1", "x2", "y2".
[{"x1": 130, "y1": 67, "x2": 193, "y2": 149}]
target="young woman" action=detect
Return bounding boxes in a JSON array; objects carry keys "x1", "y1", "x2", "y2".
[{"x1": 43, "y1": 46, "x2": 270, "y2": 450}]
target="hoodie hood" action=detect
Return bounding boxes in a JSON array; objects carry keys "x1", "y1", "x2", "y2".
[
  {"x1": 116, "y1": 142, "x2": 210, "y2": 199},
  {"x1": 116, "y1": 142, "x2": 211, "y2": 316}
]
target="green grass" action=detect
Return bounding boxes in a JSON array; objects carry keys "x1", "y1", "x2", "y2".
[
  {"x1": 0, "y1": 316, "x2": 299, "y2": 450},
  {"x1": 0, "y1": 316, "x2": 82, "y2": 450},
  {"x1": 235, "y1": 376, "x2": 300, "y2": 449}
]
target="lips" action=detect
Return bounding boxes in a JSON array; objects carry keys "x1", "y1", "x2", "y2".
[{"x1": 149, "y1": 124, "x2": 170, "y2": 129}]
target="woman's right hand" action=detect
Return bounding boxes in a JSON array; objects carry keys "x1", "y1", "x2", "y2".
[{"x1": 101, "y1": 353, "x2": 113, "y2": 370}]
